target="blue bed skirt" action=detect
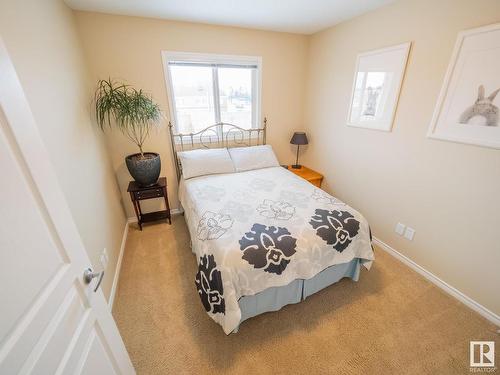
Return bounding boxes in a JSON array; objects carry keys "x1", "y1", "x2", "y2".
[{"x1": 237, "y1": 258, "x2": 361, "y2": 330}]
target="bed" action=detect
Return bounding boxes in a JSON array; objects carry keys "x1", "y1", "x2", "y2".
[{"x1": 169, "y1": 120, "x2": 375, "y2": 334}]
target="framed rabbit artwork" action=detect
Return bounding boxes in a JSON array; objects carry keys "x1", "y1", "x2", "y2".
[{"x1": 428, "y1": 23, "x2": 500, "y2": 149}]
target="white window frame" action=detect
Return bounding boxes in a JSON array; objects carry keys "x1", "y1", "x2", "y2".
[{"x1": 161, "y1": 51, "x2": 262, "y2": 134}]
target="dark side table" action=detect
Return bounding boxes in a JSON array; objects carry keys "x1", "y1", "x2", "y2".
[{"x1": 127, "y1": 177, "x2": 171, "y2": 230}]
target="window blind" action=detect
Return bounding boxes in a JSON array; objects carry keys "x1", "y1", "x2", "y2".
[{"x1": 168, "y1": 61, "x2": 258, "y2": 69}]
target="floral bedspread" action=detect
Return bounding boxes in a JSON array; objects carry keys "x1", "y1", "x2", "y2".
[{"x1": 178, "y1": 166, "x2": 375, "y2": 334}]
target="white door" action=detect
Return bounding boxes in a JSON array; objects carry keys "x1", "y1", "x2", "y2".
[{"x1": 0, "y1": 39, "x2": 135, "y2": 374}]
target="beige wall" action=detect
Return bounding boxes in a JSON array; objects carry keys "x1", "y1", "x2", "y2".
[
  {"x1": 304, "y1": 0, "x2": 500, "y2": 315},
  {"x1": 74, "y1": 12, "x2": 309, "y2": 217},
  {"x1": 0, "y1": 0, "x2": 127, "y2": 300}
]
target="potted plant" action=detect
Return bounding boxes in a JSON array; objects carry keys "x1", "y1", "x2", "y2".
[{"x1": 95, "y1": 79, "x2": 162, "y2": 186}]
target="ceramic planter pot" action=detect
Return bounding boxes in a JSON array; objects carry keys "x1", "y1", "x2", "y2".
[{"x1": 125, "y1": 152, "x2": 161, "y2": 187}]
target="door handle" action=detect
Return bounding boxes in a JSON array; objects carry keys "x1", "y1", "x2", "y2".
[{"x1": 83, "y1": 268, "x2": 105, "y2": 292}]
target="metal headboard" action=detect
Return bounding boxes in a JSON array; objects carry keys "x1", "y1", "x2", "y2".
[{"x1": 168, "y1": 118, "x2": 267, "y2": 182}]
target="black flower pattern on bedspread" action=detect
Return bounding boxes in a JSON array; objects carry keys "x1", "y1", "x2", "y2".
[
  {"x1": 195, "y1": 254, "x2": 225, "y2": 314},
  {"x1": 239, "y1": 224, "x2": 297, "y2": 275},
  {"x1": 309, "y1": 209, "x2": 360, "y2": 252}
]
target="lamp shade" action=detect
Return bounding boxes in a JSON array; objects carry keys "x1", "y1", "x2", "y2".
[{"x1": 290, "y1": 132, "x2": 308, "y2": 145}]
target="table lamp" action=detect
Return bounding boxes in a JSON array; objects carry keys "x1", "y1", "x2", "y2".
[{"x1": 290, "y1": 132, "x2": 308, "y2": 169}]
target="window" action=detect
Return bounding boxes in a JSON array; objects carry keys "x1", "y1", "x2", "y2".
[{"x1": 162, "y1": 52, "x2": 261, "y2": 134}]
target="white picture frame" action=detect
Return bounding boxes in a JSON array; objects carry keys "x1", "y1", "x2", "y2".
[
  {"x1": 347, "y1": 42, "x2": 411, "y2": 131},
  {"x1": 427, "y1": 23, "x2": 500, "y2": 149}
]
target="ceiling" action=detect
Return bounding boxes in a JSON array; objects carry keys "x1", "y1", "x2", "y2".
[{"x1": 64, "y1": 0, "x2": 395, "y2": 34}]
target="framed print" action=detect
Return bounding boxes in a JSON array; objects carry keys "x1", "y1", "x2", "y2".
[
  {"x1": 347, "y1": 42, "x2": 411, "y2": 131},
  {"x1": 427, "y1": 23, "x2": 500, "y2": 149}
]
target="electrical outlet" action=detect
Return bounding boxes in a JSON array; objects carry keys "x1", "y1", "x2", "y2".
[
  {"x1": 404, "y1": 227, "x2": 415, "y2": 241},
  {"x1": 395, "y1": 223, "x2": 406, "y2": 236},
  {"x1": 100, "y1": 248, "x2": 108, "y2": 269}
]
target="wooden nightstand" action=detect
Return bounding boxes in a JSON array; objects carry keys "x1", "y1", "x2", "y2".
[
  {"x1": 127, "y1": 177, "x2": 171, "y2": 230},
  {"x1": 287, "y1": 165, "x2": 323, "y2": 187}
]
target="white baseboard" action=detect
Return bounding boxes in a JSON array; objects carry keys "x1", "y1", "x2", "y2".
[
  {"x1": 127, "y1": 208, "x2": 183, "y2": 223},
  {"x1": 108, "y1": 220, "x2": 129, "y2": 311},
  {"x1": 372, "y1": 236, "x2": 500, "y2": 327}
]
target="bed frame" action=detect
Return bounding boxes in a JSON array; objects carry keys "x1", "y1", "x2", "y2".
[
  {"x1": 167, "y1": 118, "x2": 366, "y2": 334},
  {"x1": 168, "y1": 118, "x2": 267, "y2": 182}
]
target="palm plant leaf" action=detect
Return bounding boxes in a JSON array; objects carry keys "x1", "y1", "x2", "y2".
[{"x1": 94, "y1": 79, "x2": 161, "y2": 156}]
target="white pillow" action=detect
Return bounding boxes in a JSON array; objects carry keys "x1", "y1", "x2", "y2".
[
  {"x1": 178, "y1": 148, "x2": 235, "y2": 179},
  {"x1": 228, "y1": 145, "x2": 279, "y2": 172}
]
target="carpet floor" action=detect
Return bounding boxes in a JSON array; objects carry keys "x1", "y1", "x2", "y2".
[{"x1": 113, "y1": 216, "x2": 498, "y2": 374}]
